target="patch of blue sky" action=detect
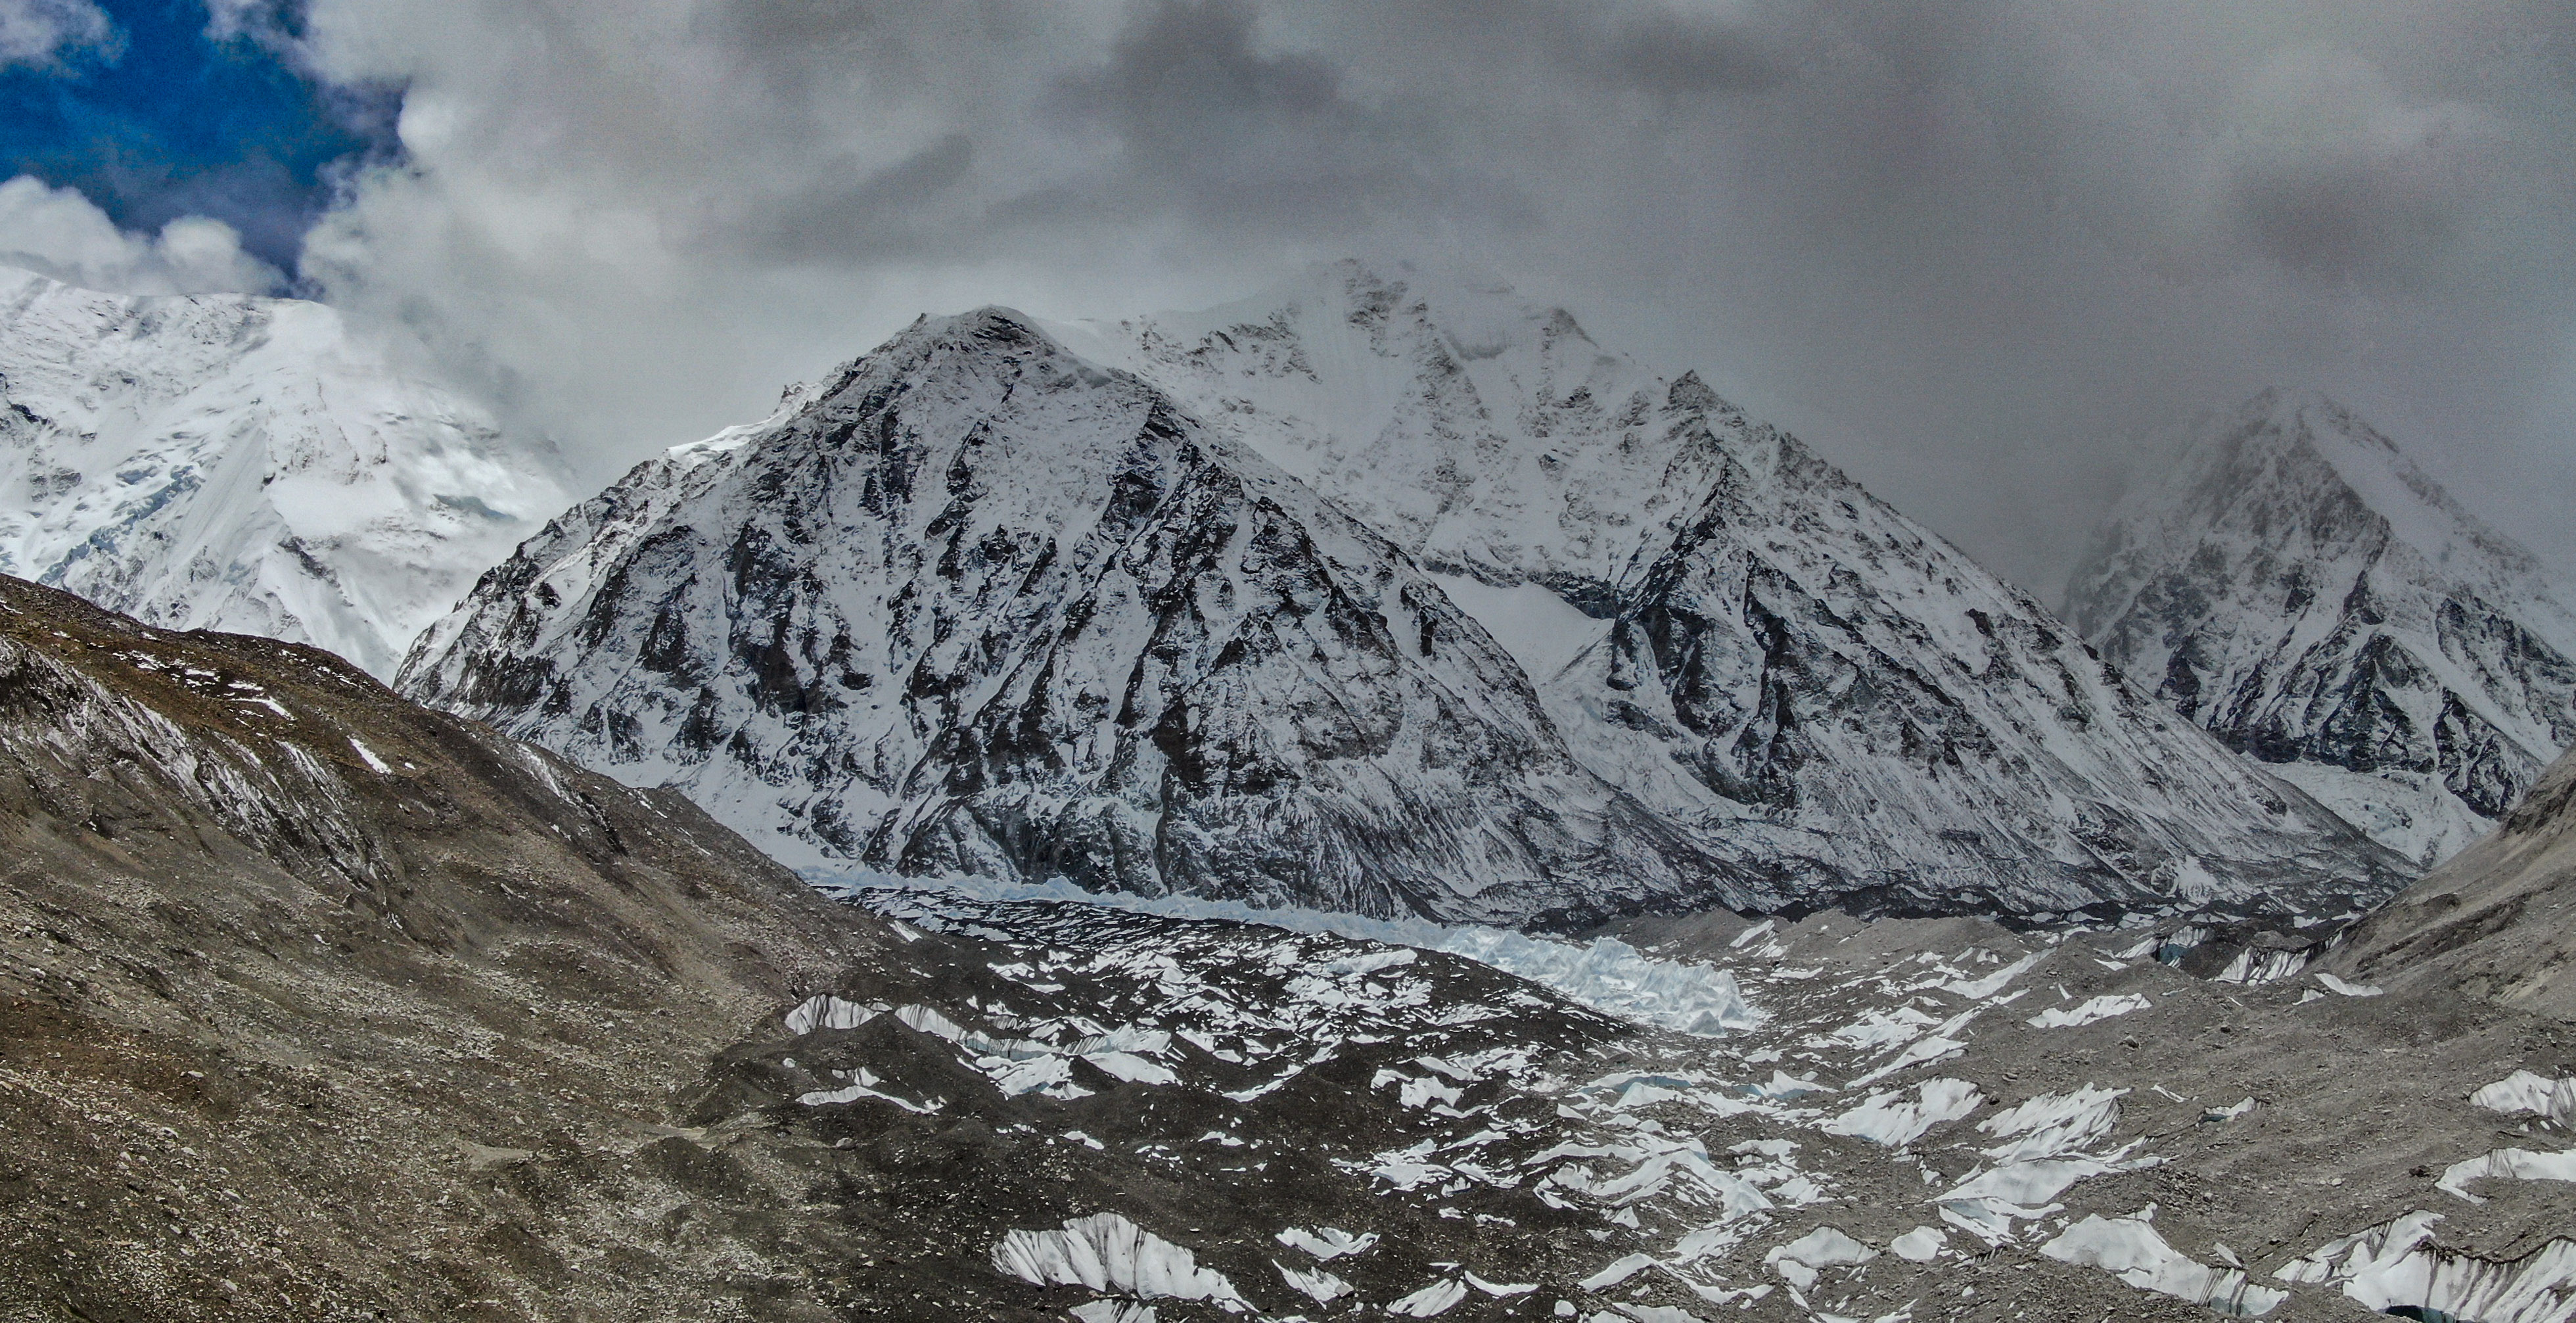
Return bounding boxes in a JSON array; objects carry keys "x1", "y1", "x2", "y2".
[{"x1": 0, "y1": 1, "x2": 398, "y2": 272}]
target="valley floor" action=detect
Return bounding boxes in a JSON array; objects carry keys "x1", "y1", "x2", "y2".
[{"x1": 5, "y1": 872, "x2": 2571, "y2": 1321}]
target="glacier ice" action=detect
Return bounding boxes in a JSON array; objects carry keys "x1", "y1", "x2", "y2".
[{"x1": 990, "y1": 1212, "x2": 1247, "y2": 1309}]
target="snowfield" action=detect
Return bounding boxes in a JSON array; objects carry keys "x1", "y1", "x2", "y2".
[{"x1": 0, "y1": 266, "x2": 568, "y2": 677}]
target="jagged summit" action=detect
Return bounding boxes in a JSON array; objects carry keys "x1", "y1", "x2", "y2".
[
  {"x1": 406, "y1": 278, "x2": 2408, "y2": 926},
  {"x1": 1056, "y1": 258, "x2": 1733, "y2": 616},
  {"x1": 0, "y1": 265, "x2": 570, "y2": 677},
  {"x1": 2066, "y1": 388, "x2": 2576, "y2": 866},
  {"x1": 1063, "y1": 267, "x2": 2408, "y2": 919},
  {"x1": 399, "y1": 302, "x2": 1741, "y2": 926}
]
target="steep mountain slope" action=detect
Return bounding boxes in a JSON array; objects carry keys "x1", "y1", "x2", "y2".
[
  {"x1": 2065, "y1": 390, "x2": 2576, "y2": 867},
  {"x1": 0, "y1": 266, "x2": 569, "y2": 678},
  {"x1": 1066, "y1": 264, "x2": 2406, "y2": 921},
  {"x1": 2329, "y1": 743, "x2": 2576, "y2": 1020},
  {"x1": 400, "y1": 308, "x2": 1736, "y2": 925},
  {"x1": 0, "y1": 570, "x2": 879, "y2": 1316}
]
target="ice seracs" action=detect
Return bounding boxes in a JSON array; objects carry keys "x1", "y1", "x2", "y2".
[
  {"x1": 0, "y1": 266, "x2": 568, "y2": 677},
  {"x1": 2066, "y1": 388, "x2": 2576, "y2": 868},
  {"x1": 2472, "y1": 1071, "x2": 2576, "y2": 1128},
  {"x1": 991, "y1": 1211, "x2": 1249, "y2": 1310},
  {"x1": 2040, "y1": 1206, "x2": 2287, "y2": 1315},
  {"x1": 2274, "y1": 1211, "x2": 2576, "y2": 1323}
]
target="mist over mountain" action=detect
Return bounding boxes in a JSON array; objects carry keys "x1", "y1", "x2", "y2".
[
  {"x1": 2067, "y1": 390, "x2": 2576, "y2": 868},
  {"x1": 6, "y1": 4, "x2": 2576, "y2": 1320},
  {"x1": 0, "y1": 266, "x2": 569, "y2": 678}
]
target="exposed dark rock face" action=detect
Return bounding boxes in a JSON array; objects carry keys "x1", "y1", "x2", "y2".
[
  {"x1": 1082, "y1": 265, "x2": 2410, "y2": 921},
  {"x1": 2067, "y1": 390, "x2": 2576, "y2": 867},
  {"x1": 1553, "y1": 419, "x2": 2403, "y2": 920},
  {"x1": 400, "y1": 310, "x2": 1736, "y2": 925},
  {"x1": 407, "y1": 292, "x2": 2405, "y2": 925}
]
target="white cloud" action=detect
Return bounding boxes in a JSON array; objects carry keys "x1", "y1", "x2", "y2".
[
  {"x1": 0, "y1": 176, "x2": 285, "y2": 295},
  {"x1": 0, "y1": 0, "x2": 118, "y2": 70}
]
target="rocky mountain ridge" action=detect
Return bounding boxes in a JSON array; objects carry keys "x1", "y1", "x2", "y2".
[
  {"x1": 1067, "y1": 266, "x2": 2413, "y2": 918},
  {"x1": 400, "y1": 308, "x2": 1739, "y2": 926}
]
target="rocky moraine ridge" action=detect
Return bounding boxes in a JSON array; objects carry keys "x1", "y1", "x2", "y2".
[{"x1": 402, "y1": 266, "x2": 2407, "y2": 928}]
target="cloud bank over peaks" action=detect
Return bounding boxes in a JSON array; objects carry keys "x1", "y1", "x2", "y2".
[
  {"x1": 0, "y1": 176, "x2": 285, "y2": 295},
  {"x1": 130, "y1": 0, "x2": 2576, "y2": 583}
]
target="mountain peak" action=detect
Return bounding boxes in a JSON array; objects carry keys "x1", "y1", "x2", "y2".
[
  {"x1": 398, "y1": 306, "x2": 1742, "y2": 923},
  {"x1": 403, "y1": 280, "x2": 2411, "y2": 927},
  {"x1": 2068, "y1": 393, "x2": 2576, "y2": 865},
  {"x1": 2159, "y1": 388, "x2": 2539, "y2": 589},
  {"x1": 0, "y1": 264, "x2": 569, "y2": 678}
]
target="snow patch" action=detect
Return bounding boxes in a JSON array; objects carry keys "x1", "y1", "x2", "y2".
[
  {"x1": 2027, "y1": 994, "x2": 2150, "y2": 1029},
  {"x1": 2314, "y1": 972, "x2": 2383, "y2": 997},
  {"x1": 990, "y1": 1212, "x2": 1247, "y2": 1310},
  {"x1": 1820, "y1": 1079, "x2": 1983, "y2": 1148}
]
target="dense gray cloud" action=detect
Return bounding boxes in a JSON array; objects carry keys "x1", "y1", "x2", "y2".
[{"x1": 264, "y1": 0, "x2": 2575, "y2": 591}]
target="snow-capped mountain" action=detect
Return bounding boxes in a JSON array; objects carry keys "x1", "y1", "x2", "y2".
[
  {"x1": 0, "y1": 266, "x2": 570, "y2": 677},
  {"x1": 398, "y1": 308, "x2": 1737, "y2": 925},
  {"x1": 2065, "y1": 390, "x2": 2576, "y2": 867},
  {"x1": 405, "y1": 269, "x2": 2406, "y2": 925},
  {"x1": 1062, "y1": 264, "x2": 2406, "y2": 919}
]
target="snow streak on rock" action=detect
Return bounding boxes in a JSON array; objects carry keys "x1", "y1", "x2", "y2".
[
  {"x1": 0, "y1": 267, "x2": 568, "y2": 678},
  {"x1": 401, "y1": 308, "x2": 1733, "y2": 925},
  {"x1": 2067, "y1": 388, "x2": 2576, "y2": 868},
  {"x1": 1070, "y1": 261, "x2": 2408, "y2": 921}
]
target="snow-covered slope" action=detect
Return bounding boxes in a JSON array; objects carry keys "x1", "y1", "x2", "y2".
[
  {"x1": 0, "y1": 266, "x2": 569, "y2": 677},
  {"x1": 398, "y1": 308, "x2": 1742, "y2": 926},
  {"x1": 1055, "y1": 264, "x2": 1726, "y2": 626},
  {"x1": 1063, "y1": 263, "x2": 2406, "y2": 920},
  {"x1": 2065, "y1": 390, "x2": 2576, "y2": 866}
]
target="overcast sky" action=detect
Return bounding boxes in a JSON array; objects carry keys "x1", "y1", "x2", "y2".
[{"x1": 7, "y1": 0, "x2": 2574, "y2": 594}]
